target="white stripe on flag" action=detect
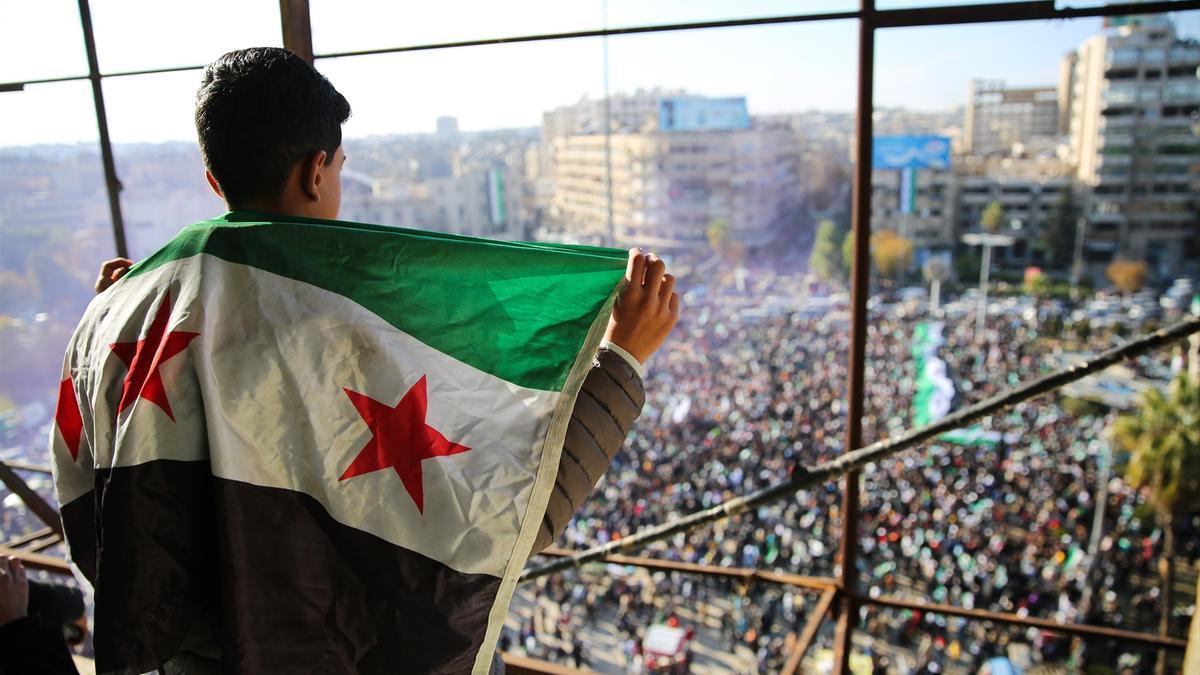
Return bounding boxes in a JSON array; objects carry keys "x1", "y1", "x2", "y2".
[{"x1": 62, "y1": 255, "x2": 562, "y2": 577}]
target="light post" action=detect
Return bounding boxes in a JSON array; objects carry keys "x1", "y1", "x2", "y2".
[
  {"x1": 961, "y1": 232, "x2": 1015, "y2": 342},
  {"x1": 1071, "y1": 216, "x2": 1088, "y2": 301}
]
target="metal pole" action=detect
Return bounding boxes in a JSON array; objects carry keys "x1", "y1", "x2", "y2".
[
  {"x1": 1071, "y1": 215, "x2": 1086, "y2": 300},
  {"x1": 1088, "y1": 440, "x2": 1111, "y2": 559},
  {"x1": 77, "y1": 0, "x2": 128, "y2": 259},
  {"x1": 976, "y1": 242, "x2": 992, "y2": 341},
  {"x1": 279, "y1": 0, "x2": 315, "y2": 63},
  {"x1": 1071, "y1": 437, "x2": 1112, "y2": 665},
  {"x1": 0, "y1": 463, "x2": 64, "y2": 538},
  {"x1": 857, "y1": 592, "x2": 1189, "y2": 651},
  {"x1": 834, "y1": 0, "x2": 875, "y2": 669},
  {"x1": 602, "y1": 0, "x2": 615, "y2": 248}
]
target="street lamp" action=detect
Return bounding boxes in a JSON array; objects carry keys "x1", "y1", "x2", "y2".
[{"x1": 961, "y1": 232, "x2": 1015, "y2": 342}]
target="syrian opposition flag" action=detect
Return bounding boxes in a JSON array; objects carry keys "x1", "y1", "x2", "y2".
[
  {"x1": 50, "y1": 212, "x2": 626, "y2": 674},
  {"x1": 910, "y1": 321, "x2": 1016, "y2": 447}
]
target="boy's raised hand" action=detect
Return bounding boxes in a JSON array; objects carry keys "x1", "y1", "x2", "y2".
[
  {"x1": 604, "y1": 248, "x2": 681, "y2": 364},
  {"x1": 95, "y1": 257, "x2": 133, "y2": 294}
]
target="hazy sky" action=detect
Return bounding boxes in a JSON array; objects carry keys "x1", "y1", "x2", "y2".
[{"x1": 1, "y1": 0, "x2": 1196, "y2": 147}]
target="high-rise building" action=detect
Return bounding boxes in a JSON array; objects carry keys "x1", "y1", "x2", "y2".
[
  {"x1": 436, "y1": 116, "x2": 459, "y2": 139},
  {"x1": 964, "y1": 80, "x2": 1060, "y2": 154},
  {"x1": 1063, "y1": 16, "x2": 1200, "y2": 279},
  {"x1": 547, "y1": 96, "x2": 799, "y2": 250}
]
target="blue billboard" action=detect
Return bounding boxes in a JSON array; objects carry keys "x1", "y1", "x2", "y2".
[
  {"x1": 659, "y1": 97, "x2": 750, "y2": 132},
  {"x1": 872, "y1": 135, "x2": 951, "y2": 170}
]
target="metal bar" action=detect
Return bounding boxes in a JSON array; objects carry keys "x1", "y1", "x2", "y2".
[
  {"x1": 0, "y1": 65, "x2": 207, "y2": 92},
  {"x1": 0, "y1": 546, "x2": 74, "y2": 576},
  {"x1": 875, "y1": 0, "x2": 1200, "y2": 28},
  {"x1": 26, "y1": 534, "x2": 65, "y2": 553},
  {"x1": 520, "y1": 318, "x2": 1200, "y2": 582},
  {"x1": 859, "y1": 593, "x2": 1189, "y2": 651},
  {"x1": 309, "y1": 1, "x2": 1200, "y2": 62},
  {"x1": 500, "y1": 652, "x2": 591, "y2": 675},
  {"x1": 313, "y1": 11, "x2": 861, "y2": 61},
  {"x1": 279, "y1": 0, "x2": 314, "y2": 63},
  {"x1": 754, "y1": 570, "x2": 839, "y2": 592},
  {"x1": 781, "y1": 588, "x2": 837, "y2": 675},
  {"x1": 0, "y1": 461, "x2": 53, "y2": 474},
  {"x1": 0, "y1": 82, "x2": 26, "y2": 93},
  {"x1": 537, "y1": 548, "x2": 837, "y2": 591},
  {"x1": 834, "y1": 0, "x2": 876, "y2": 669},
  {"x1": 77, "y1": 0, "x2": 128, "y2": 259},
  {"x1": 4, "y1": 527, "x2": 54, "y2": 548},
  {"x1": 1, "y1": 0, "x2": 1194, "y2": 91},
  {"x1": 530, "y1": 548, "x2": 1186, "y2": 656},
  {"x1": 0, "y1": 462, "x2": 64, "y2": 538}
]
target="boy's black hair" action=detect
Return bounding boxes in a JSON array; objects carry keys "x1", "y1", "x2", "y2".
[{"x1": 195, "y1": 47, "x2": 351, "y2": 207}]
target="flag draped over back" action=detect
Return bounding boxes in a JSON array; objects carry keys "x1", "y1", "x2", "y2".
[{"x1": 50, "y1": 212, "x2": 627, "y2": 674}]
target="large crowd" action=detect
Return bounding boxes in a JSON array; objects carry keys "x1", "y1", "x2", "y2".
[
  {"x1": 509, "y1": 265, "x2": 1198, "y2": 673},
  {"x1": 2, "y1": 260, "x2": 1196, "y2": 673}
]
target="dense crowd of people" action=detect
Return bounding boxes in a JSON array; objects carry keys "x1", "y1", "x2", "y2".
[
  {"x1": 509, "y1": 265, "x2": 1197, "y2": 673},
  {"x1": 3, "y1": 260, "x2": 1196, "y2": 673}
]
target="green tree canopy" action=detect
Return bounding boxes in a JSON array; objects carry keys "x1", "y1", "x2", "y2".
[
  {"x1": 842, "y1": 229, "x2": 855, "y2": 275},
  {"x1": 808, "y1": 219, "x2": 844, "y2": 283},
  {"x1": 980, "y1": 201, "x2": 1006, "y2": 233},
  {"x1": 706, "y1": 218, "x2": 729, "y2": 256},
  {"x1": 1038, "y1": 188, "x2": 1078, "y2": 270},
  {"x1": 870, "y1": 230, "x2": 914, "y2": 281},
  {"x1": 1110, "y1": 374, "x2": 1200, "y2": 674},
  {"x1": 1107, "y1": 259, "x2": 1148, "y2": 295}
]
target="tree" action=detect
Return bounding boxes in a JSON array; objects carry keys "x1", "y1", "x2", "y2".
[
  {"x1": 1109, "y1": 375, "x2": 1200, "y2": 675},
  {"x1": 706, "y1": 218, "x2": 729, "y2": 257},
  {"x1": 1106, "y1": 259, "x2": 1148, "y2": 295},
  {"x1": 1038, "y1": 188, "x2": 1079, "y2": 270},
  {"x1": 980, "y1": 201, "x2": 1005, "y2": 233},
  {"x1": 870, "y1": 230, "x2": 914, "y2": 282},
  {"x1": 1024, "y1": 270, "x2": 1051, "y2": 298},
  {"x1": 808, "y1": 219, "x2": 844, "y2": 283},
  {"x1": 842, "y1": 230, "x2": 855, "y2": 276}
]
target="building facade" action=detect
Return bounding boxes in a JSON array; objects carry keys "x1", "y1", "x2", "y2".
[
  {"x1": 964, "y1": 80, "x2": 1060, "y2": 155},
  {"x1": 550, "y1": 120, "x2": 799, "y2": 250},
  {"x1": 1063, "y1": 18, "x2": 1200, "y2": 280}
]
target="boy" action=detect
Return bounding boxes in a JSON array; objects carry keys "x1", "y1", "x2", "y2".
[{"x1": 70, "y1": 47, "x2": 678, "y2": 673}]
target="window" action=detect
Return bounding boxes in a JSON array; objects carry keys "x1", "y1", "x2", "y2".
[
  {"x1": 0, "y1": 82, "x2": 113, "y2": 541},
  {"x1": 0, "y1": 1, "x2": 88, "y2": 83},
  {"x1": 102, "y1": 70, "x2": 225, "y2": 259},
  {"x1": 89, "y1": 0, "x2": 283, "y2": 72}
]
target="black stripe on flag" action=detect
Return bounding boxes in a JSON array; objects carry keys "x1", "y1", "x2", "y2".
[{"x1": 61, "y1": 460, "x2": 501, "y2": 674}]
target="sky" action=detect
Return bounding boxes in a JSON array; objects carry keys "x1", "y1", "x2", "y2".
[{"x1": 0, "y1": 0, "x2": 1197, "y2": 147}]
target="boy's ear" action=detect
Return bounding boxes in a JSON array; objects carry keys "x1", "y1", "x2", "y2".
[
  {"x1": 205, "y1": 171, "x2": 224, "y2": 199},
  {"x1": 300, "y1": 150, "x2": 329, "y2": 202}
]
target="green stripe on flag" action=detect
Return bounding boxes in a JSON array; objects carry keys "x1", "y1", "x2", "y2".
[{"x1": 126, "y1": 212, "x2": 628, "y2": 392}]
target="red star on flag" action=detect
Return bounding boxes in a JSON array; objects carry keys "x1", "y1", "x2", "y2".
[
  {"x1": 339, "y1": 375, "x2": 472, "y2": 514},
  {"x1": 55, "y1": 377, "x2": 84, "y2": 461},
  {"x1": 110, "y1": 291, "x2": 200, "y2": 422}
]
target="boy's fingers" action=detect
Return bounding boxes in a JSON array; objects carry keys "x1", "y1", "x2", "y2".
[
  {"x1": 100, "y1": 258, "x2": 133, "y2": 276},
  {"x1": 626, "y1": 249, "x2": 646, "y2": 287},
  {"x1": 659, "y1": 274, "x2": 675, "y2": 304},
  {"x1": 668, "y1": 293, "x2": 680, "y2": 318},
  {"x1": 644, "y1": 257, "x2": 666, "y2": 300},
  {"x1": 112, "y1": 266, "x2": 130, "y2": 281},
  {"x1": 10, "y1": 558, "x2": 24, "y2": 584}
]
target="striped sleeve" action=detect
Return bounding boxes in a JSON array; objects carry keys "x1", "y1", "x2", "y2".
[{"x1": 531, "y1": 348, "x2": 645, "y2": 555}]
